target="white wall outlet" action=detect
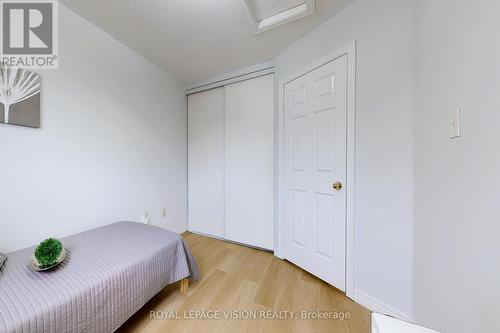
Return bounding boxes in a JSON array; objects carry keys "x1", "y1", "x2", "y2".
[
  {"x1": 141, "y1": 211, "x2": 151, "y2": 224},
  {"x1": 449, "y1": 108, "x2": 461, "y2": 139},
  {"x1": 161, "y1": 208, "x2": 167, "y2": 218}
]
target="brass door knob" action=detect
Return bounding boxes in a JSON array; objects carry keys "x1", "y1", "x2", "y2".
[{"x1": 332, "y1": 182, "x2": 343, "y2": 191}]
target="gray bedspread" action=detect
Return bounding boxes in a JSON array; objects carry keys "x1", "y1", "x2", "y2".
[{"x1": 0, "y1": 221, "x2": 198, "y2": 333}]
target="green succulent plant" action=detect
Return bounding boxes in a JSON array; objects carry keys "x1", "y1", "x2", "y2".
[{"x1": 34, "y1": 238, "x2": 63, "y2": 268}]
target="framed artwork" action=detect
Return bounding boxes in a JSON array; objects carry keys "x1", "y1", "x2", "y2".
[{"x1": 0, "y1": 65, "x2": 41, "y2": 128}]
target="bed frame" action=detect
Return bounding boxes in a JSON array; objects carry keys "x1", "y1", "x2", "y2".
[{"x1": 180, "y1": 278, "x2": 190, "y2": 294}]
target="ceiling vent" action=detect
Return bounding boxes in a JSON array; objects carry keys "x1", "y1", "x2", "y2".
[{"x1": 245, "y1": 0, "x2": 315, "y2": 33}]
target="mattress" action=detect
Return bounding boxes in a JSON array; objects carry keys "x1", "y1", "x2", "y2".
[{"x1": 0, "y1": 221, "x2": 198, "y2": 333}]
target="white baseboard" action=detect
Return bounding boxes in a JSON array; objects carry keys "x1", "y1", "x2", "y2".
[
  {"x1": 354, "y1": 289, "x2": 413, "y2": 322},
  {"x1": 171, "y1": 225, "x2": 188, "y2": 234}
]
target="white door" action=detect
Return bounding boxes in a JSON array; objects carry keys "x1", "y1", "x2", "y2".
[
  {"x1": 282, "y1": 55, "x2": 348, "y2": 290},
  {"x1": 224, "y1": 74, "x2": 275, "y2": 250},
  {"x1": 188, "y1": 87, "x2": 225, "y2": 238}
]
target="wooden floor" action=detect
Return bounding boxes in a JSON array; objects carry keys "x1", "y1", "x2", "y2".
[{"x1": 117, "y1": 232, "x2": 371, "y2": 333}]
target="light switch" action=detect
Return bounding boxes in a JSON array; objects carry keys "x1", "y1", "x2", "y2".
[{"x1": 449, "y1": 108, "x2": 461, "y2": 139}]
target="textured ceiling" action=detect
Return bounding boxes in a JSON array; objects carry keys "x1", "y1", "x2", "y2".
[{"x1": 60, "y1": 0, "x2": 352, "y2": 84}]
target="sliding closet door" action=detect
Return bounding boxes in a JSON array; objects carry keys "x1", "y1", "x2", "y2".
[
  {"x1": 224, "y1": 75, "x2": 275, "y2": 249},
  {"x1": 188, "y1": 88, "x2": 225, "y2": 238}
]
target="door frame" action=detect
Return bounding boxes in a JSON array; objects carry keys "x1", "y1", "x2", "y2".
[{"x1": 275, "y1": 41, "x2": 356, "y2": 299}]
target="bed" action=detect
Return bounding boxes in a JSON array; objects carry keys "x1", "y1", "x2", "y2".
[{"x1": 0, "y1": 221, "x2": 198, "y2": 333}]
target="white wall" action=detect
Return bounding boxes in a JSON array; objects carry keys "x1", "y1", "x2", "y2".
[
  {"x1": 275, "y1": 0, "x2": 415, "y2": 319},
  {"x1": 0, "y1": 4, "x2": 187, "y2": 253},
  {"x1": 414, "y1": 1, "x2": 500, "y2": 332}
]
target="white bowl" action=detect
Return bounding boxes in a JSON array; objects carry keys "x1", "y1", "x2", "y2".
[{"x1": 30, "y1": 247, "x2": 66, "y2": 272}]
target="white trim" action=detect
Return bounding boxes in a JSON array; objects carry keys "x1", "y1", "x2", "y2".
[
  {"x1": 186, "y1": 61, "x2": 275, "y2": 95},
  {"x1": 245, "y1": 0, "x2": 315, "y2": 33},
  {"x1": 345, "y1": 41, "x2": 357, "y2": 300},
  {"x1": 171, "y1": 225, "x2": 188, "y2": 234},
  {"x1": 354, "y1": 289, "x2": 414, "y2": 322},
  {"x1": 275, "y1": 41, "x2": 356, "y2": 298}
]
